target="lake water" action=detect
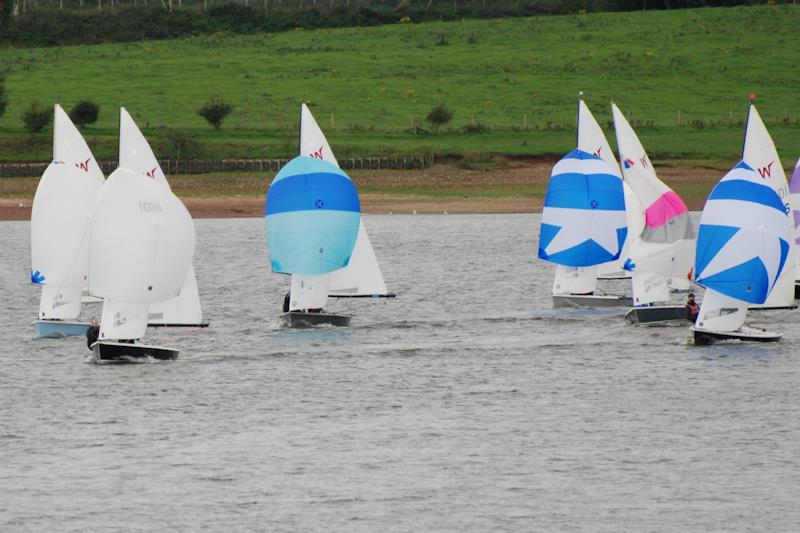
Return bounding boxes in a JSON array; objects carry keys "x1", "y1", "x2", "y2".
[{"x1": 1, "y1": 214, "x2": 799, "y2": 531}]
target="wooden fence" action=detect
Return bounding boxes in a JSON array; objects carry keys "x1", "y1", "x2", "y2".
[{"x1": 0, "y1": 155, "x2": 434, "y2": 178}]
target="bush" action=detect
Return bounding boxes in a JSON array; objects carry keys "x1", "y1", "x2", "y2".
[
  {"x1": 69, "y1": 100, "x2": 100, "y2": 128},
  {"x1": 198, "y1": 99, "x2": 234, "y2": 130},
  {"x1": 0, "y1": 76, "x2": 6, "y2": 120},
  {"x1": 22, "y1": 102, "x2": 53, "y2": 134},
  {"x1": 162, "y1": 128, "x2": 203, "y2": 159},
  {"x1": 425, "y1": 103, "x2": 453, "y2": 132}
]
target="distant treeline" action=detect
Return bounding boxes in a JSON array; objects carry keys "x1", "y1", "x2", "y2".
[{"x1": 0, "y1": 0, "x2": 790, "y2": 47}]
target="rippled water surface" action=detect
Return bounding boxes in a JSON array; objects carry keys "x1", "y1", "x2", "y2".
[{"x1": 2, "y1": 214, "x2": 799, "y2": 531}]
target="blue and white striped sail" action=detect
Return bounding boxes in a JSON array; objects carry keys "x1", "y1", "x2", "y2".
[
  {"x1": 266, "y1": 156, "x2": 360, "y2": 276},
  {"x1": 695, "y1": 161, "x2": 790, "y2": 305},
  {"x1": 538, "y1": 149, "x2": 628, "y2": 267}
]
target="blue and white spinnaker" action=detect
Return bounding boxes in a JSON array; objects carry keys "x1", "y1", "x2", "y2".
[
  {"x1": 538, "y1": 149, "x2": 628, "y2": 267},
  {"x1": 694, "y1": 161, "x2": 790, "y2": 305},
  {"x1": 266, "y1": 156, "x2": 361, "y2": 276}
]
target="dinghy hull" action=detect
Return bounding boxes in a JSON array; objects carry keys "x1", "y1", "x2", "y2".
[
  {"x1": 691, "y1": 325, "x2": 782, "y2": 345},
  {"x1": 625, "y1": 306, "x2": 688, "y2": 326},
  {"x1": 91, "y1": 341, "x2": 179, "y2": 361},
  {"x1": 147, "y1": 320, "x2": 210, "y2": 328},
  {"x1": 281, "y1": 311, "x2": 351, "y2": 327},
  {"x1": 33, "y1": 320, "x2": 90, "y2": 338},
  {"x1": 553, "y1": 294, "x2": 632, "y2": 308}
]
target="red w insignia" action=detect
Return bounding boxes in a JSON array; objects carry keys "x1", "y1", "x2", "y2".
[
  {"x1": 309, "y1": 146, "x2": 324, "y2": 159},
  {"x1": 75, "y1": 158, "x2": 91, "y2": 172},
  {"x1": 639, "y1": 156, "x2": 649, "y2": 168},
  {"x1": 758, "y1": 162, "x2": 773, "y2": 178},
  {"x1": 593, "y1": 147, "x2": 603, "y2": 158},
  {"x1": 145, "y1": 167, "x2": 158, "y2": 179}
]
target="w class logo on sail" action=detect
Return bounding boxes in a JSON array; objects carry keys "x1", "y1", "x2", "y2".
[
  {"x1": 309, "y1": 146, "x2": 325, "y2": 159},
  {"x1": 758, "y1": 161, "x2": 774, "y2": 179},
  {"x1": 75, "y1": 158, "x2": 91, "y2": 172},
  {"x1": 146, "y1": 167, "x2": 158, "y2": 180}
]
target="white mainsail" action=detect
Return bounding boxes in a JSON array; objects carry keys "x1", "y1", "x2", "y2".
[
  {"x1": 30, "y1": 104, "x2": 105, "y2": 319},
  {"x1": 742, "y1": 105, "x2": 795, "y2": 309},
  {"x1": 292, "y1": 103, "x2": 389, "y2": 309},
  {"x1": 118, "y1": 107, "x2": 205, "y2": 324},
  {"x1": 612, "y1": 103, "x2": 695, "y2": 306},
  {"x1": 789, "y1": 157, "x2": 800, "y2": 278},
  {"x1": 89, "y1": 167, "x2": 195, "y2": 340}
]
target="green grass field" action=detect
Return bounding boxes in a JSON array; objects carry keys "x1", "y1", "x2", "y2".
[{"x1": 2, "y1": 4, "x2": 800, "y2": 163}]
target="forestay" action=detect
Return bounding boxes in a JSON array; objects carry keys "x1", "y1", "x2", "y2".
[
  {"x1": 612, "y1": 103, "x2": 695, "y2": 305},
  {"x1": 89, "y1": 167, "x2": 195, "y2": 340},
  {"x1": 30, "y1": 104, "x2": 105, "y2": 319},
  {"x1": 538, "y1": 149, "x2": 628, "y2": 267}
]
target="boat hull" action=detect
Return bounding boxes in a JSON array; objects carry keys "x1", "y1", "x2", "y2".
[
  {"x1": 281, "y1": 311, "x2": 351, "y2": 327},
  {"x1": 553, "y1": 294, "x2": 633, "y2": 308},
  {"x1": 147, "y1": 320, "x2": 210, "y2": 328},
  {"x1": 625, "y1": 305, "x2": 688, "y2": 326},
  {"x1": 691, "y1": 325, "x2": 782, "y2": 345},
  {"x1": 33, "y1": 320, "x2": 90, "y2": 338},
  {"x1": 91, "y1": 341, "x2": 179, "y2": 361}
]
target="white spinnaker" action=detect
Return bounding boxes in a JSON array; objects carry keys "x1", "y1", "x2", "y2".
[
  {"x1": 743, "y1": 105, "x2": 795, "y2": 308},
  {"x1": 119, "y1": 107, "x2": 204, "y2": 324},
  {"x1": 31, "y1": 104, "x2": 105, "y2": 319},
  {"x1": 574, "y1": 99, "x2": 633, "y2": 281},
  {"x1": 89, "y1": 167, "x2": 195, "y2": 339},
  {"x1": 298, "y1": 103, "x2": 389, "y2": 300},
  {"x1": 695, "y1": 289, "x2": 747, "y2": 333},
  {"x1": 147, "y1": 265, "x2": 203, "y2": 325}
]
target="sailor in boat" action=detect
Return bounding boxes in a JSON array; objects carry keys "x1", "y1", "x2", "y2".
[
  {"x1": 85, "y1": 319, "x2": 99, "y2": 350},
  {"x1": 685, "y1": 293, "x2": 700, "y2": 323}
]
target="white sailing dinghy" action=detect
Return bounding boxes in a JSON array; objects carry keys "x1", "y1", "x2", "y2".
[
  {"x1": 116, "y1": 107, "x2": 209, "y2": 328},
  {"x1": 611, "y1": 103, "x2": 696, "y2": 326},
  {"x1": 691, "y1": 106, "x2": 791, "y2": 345},
  {"x1": 541, "y1": 99, "x2": 632, "y2": 308},
  {"x1": 86, "y1": 108, "x2": 196, "y2": 361},
  {"x1": 276, "y1": 103, "x2": 393, "y2": 326},
  {"x1": 266, "y1": 156, "x2": 361, "y2": 327},
  {"x1": 31, "y1": 104, "x2": 105, "y2": 338},
  {"x1": 742, "y1": 105, "x2": 796, "y2": 310},
  {"x1": 789, "y1": 157, "x2": 800, "y2": 299}
]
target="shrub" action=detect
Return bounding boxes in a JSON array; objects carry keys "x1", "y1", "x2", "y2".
[
  {"x1": 425, "y1": 103, "x2": 453, "y2": 132},
  {"x1": 69, "y1": 100, "x2": 100, "y2": 128},
  {"x1": 0, "y1": 76, "x2": 6, "y2": 120},
  {"x1": 22, "y1": 102, "x2": 53, "y2": 134},
  {"x1": 198, "y1": 99, "x2": 233, "y2": 130},
  {"x1": 162, "y1": 128, "x2": 203, "y2": 159}
]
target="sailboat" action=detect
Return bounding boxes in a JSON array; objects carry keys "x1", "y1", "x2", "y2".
[
  {"x1": 541, "y1": 99, "x2": 632, "y2": 308},
  {"x1": 275, "y1": 103, "x2": 393, "y2": 326},
  {"x1": 741, "y1": 105, "x2": 796, "y2": 310},
  {"x1": 31, "y1": 104, "x2": 105, "y2": 338},
  {"x1": 789, "y1": 157, "x2": 800, "y2": 298},
  {"x1": 86, "y1": 108, "x2": 196, "y2": 361},
  {"x1": 691, "y1": 105, "x2": 790, "y2": 345},
  {"x1": 611, "y1": 103, "x2": 696, "y2": 326},
  {"x1": 116, "y1": 108, "x2": 209, "y2": 328},
  {"x1": 265, "y1": 155, "x2": 361, "y2": 327}
]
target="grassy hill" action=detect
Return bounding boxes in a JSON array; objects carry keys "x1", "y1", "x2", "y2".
[{"x1": 1, "y1": 3, "x2": 799, "y2": 163}]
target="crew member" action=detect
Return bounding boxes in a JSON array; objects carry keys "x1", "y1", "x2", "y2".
[
  {"x1": 686, "y1": 293, "x2": 700, "y2": 323},
  {"x1": 86, "y1": 319, "x2": 100, "y2": 350}
]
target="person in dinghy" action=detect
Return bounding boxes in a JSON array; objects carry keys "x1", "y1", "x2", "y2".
[{"x1": 685, "y1": 293, "x2": 700, "y2": 323}]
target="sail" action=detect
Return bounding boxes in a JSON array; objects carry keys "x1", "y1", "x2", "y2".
[
  {"x1": 299, "y1": 103, "x2": 390, "y2": 297},
  {"x1": 790, "y1": 157, "x2": 800, "y2": 278},
  {"x1": 553, "y1": 265, "x2": 597, "y2": 295},
  {"x1": 694, "y1": 161, "x2": 789, "y2": 305},
  {"x1": 147, "y1": 265, "x2": 203, "y2": 326},
  {"x1": 118, "y1": 107, "x2": 170, "y2": 189},
  {"x1": 99, "y1": 299, "x2": 150, "y2": 341},
  {"x1": 265, "y1": 156, "x2": 360, "y2": 276},
  {"x1": 538, "y1": 149, "x2": 627, "y2": 267},
  {"x1": 612, "y1": 103, "x2": 695, "y2": 304},
  {"x1": 89, "y1": 166, "x2": 195, "y2": 341},
  {"x1": 743, "y1": 105, "x2": 795, "y2": 308},
  {"x1": 694, "y1": 289, "x2": 747, "y2": 334},
  {"x1": 31, "y1": 104, "x2": 105, "y2": 319},
  {"x1": 289, "y1": 274, "x2": 330, "y2": 311}
]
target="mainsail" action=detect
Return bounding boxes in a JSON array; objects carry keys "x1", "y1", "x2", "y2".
[
  {"x1": 612, "y1": 103, "x2": 695, "y2": 305},
  {"x1": 789, "y1": 157, "x2": 800, "y2": 278},
  {"x1": 742, "y1": 105, "x2": 795, "y2": 308},
  {"x1": 118, "y1": 107, "x2": 205, "y2": 325},
  {"x1": 30, "y1": 104, "x2": 105, "y2": 320}
]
